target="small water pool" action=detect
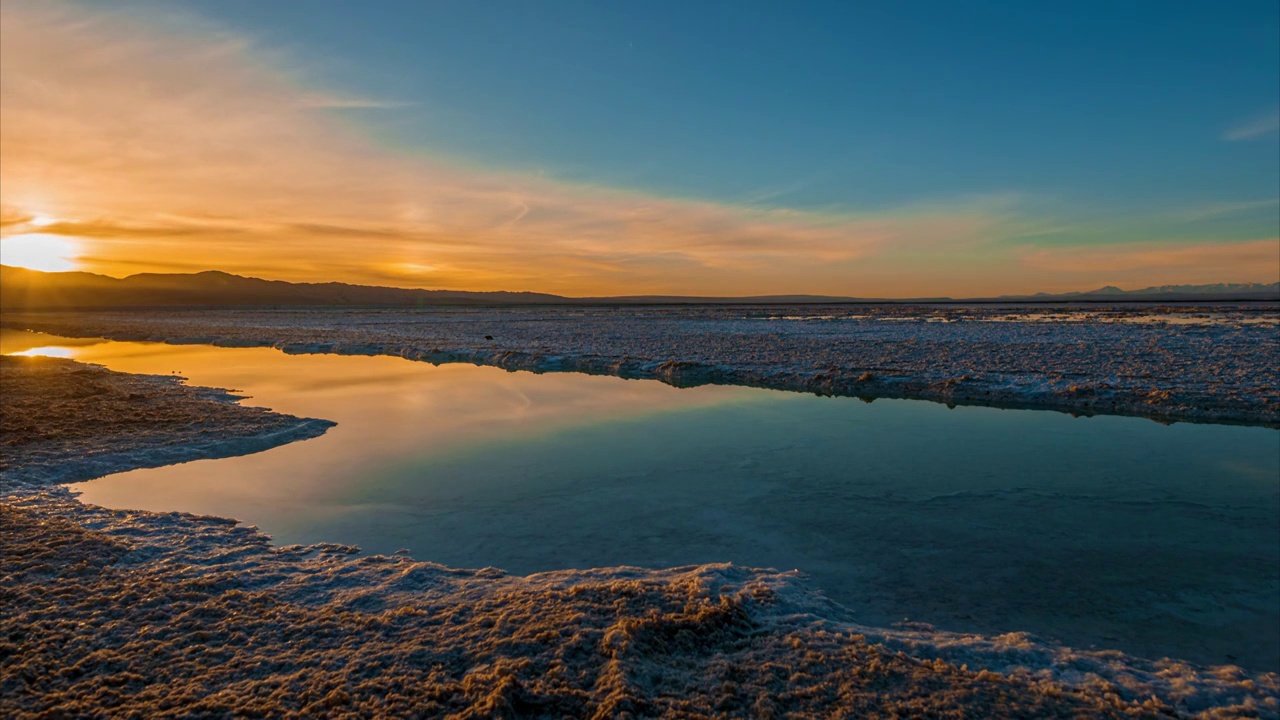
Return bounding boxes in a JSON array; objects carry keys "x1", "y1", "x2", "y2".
[{"x1": 4, "y1": 328, "x2": 1277, "y2": 671}]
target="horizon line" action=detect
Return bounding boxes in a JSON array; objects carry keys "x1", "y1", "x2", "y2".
[{"x1": 3, "y1": 264, "x2": 1278, "y2": 304}]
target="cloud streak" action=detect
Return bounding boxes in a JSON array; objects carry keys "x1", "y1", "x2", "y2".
[{"x1": 1223, "y1": 110, "x2": 1280, "y2": 141}]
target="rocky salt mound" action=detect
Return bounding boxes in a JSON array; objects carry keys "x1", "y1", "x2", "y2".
[
  {"x1": 1, "y1": 356, "x2": 1277, "y2": 718},
  {"x1": 0, "y1": 355, "x2": 335, "y2": 490}
]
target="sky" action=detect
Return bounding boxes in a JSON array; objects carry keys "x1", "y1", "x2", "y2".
[{"x1": 0, "y1": 0, "x2": 1277, "y2": 297}]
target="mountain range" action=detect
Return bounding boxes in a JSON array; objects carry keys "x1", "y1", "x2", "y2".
[{"x1": 2, "y1": 265, "x2": 1277, "y2": 309}]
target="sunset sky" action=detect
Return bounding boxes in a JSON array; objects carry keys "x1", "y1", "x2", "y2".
[{"x1": 1, "y1": 0, "x2": 1277, "y2": 297}]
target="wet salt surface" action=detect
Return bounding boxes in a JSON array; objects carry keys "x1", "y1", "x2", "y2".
[{"x1": 4, "y1": 329, "x2": 1278, "y2": 672}]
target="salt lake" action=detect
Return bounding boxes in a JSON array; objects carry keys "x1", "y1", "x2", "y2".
[{"x1": 4, "y1": 328, "x2": 1277, "y2": 670}]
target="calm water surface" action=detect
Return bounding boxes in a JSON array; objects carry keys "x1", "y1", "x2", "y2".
[{"x1": 5, "y1": 329, "x2": 1278, "y2": 670}]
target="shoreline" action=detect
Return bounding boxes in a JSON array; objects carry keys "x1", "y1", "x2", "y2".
[
  {"x1": 3, "y1": 304, "x2": 1279, "y2": 428},
  {"x1": 2, "y1": 355, "x2": 1279, "y2": 717}
]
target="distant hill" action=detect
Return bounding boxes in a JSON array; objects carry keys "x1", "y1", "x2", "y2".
[
  {"x1": 0, "y1": 266, "x2": 567, "y2": 309},
  {"x1": 996, "y1": 282, "x2": 1280, "y2": 302},
  {"x1": 1, "y1": 265, "x2": 1276, "y2": 309}
]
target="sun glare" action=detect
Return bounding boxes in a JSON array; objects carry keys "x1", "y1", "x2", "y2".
[
  {"x1": 0, "y1": 233, "x2": 82, "y2": 272},
  {"x1": 9, "y1": 346, "x2": 76, "y2": 359}
]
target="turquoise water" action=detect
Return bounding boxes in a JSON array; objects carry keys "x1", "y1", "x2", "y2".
[{"x1": 6, "y1": 330, "x2": 1277, "y2": 670}]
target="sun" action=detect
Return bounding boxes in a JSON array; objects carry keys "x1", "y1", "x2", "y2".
[{"x1": 0, "y1": 234, "x2": 82, "y2": 272}]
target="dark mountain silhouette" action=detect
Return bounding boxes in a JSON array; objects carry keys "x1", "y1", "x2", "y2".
[
  {"x1": 0, "y1": 266, "x2": 566, "y2": 308},
  {"x1": 1, "y1": 265, "x2": 1276, "y2": 309},
  {"x1": 994, "y1": 282, "x2": 1280, "y2": 302}
]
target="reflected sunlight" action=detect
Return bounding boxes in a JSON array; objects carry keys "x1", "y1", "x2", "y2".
[{"x1": 9, "y1": 346, "x2": 76, "y2": 358}]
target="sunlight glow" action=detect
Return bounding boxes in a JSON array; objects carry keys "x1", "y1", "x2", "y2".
[
  {"x1": 9, "y1": 346, "x2": 76, "y2": 358},
  {"x1": 0, "y1": 234, "x2": 82, "y2": 272},
  {"x1": 28, "y1": 214, "x2": 58, "y2": 227}
]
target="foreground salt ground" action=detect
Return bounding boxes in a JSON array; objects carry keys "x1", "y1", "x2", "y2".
[
  {"x1": 3, "y1": 303, "x2": 1277, "y2": 427},
  {"x1": 2, "y1": 357, "x2": 1278, "y2": 718}
]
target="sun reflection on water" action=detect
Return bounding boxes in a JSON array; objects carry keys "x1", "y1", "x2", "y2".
[{"x1": 8, "y1": 346, "x2": 76, "y2": 358}]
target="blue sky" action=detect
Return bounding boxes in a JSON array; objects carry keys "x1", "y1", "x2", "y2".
[
  {"x1": 177, "y1": 0, "x2": 1279, "y2": 214},
  {"x1": 1, "y1": 0, "x2": 1277, "y2": 295}
]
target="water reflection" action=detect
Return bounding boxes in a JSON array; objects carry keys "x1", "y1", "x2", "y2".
[
  {"x1": 9, "y1": 345, "x2": 75, "y2": 358},
  {"x1": 1, "y1": 328, "x2": 760, "y2": 516},
  {"x1": 4, "y1": 328, "x2": 1278, "y2": 670}
]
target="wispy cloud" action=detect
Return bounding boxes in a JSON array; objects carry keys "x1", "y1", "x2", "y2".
[
  {"x1": 1223, "y1": 109, "x2": 1280, "y2": 141},
  {"x1": 1169, "y1": 198, "x2": 1280, "y2": 222},
  {"x1": 0, "y1": 206, "x2": 34, "y2": 227},
  {"x1": 296, "y1": 93, "x2": 416, "y2": 110}
]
